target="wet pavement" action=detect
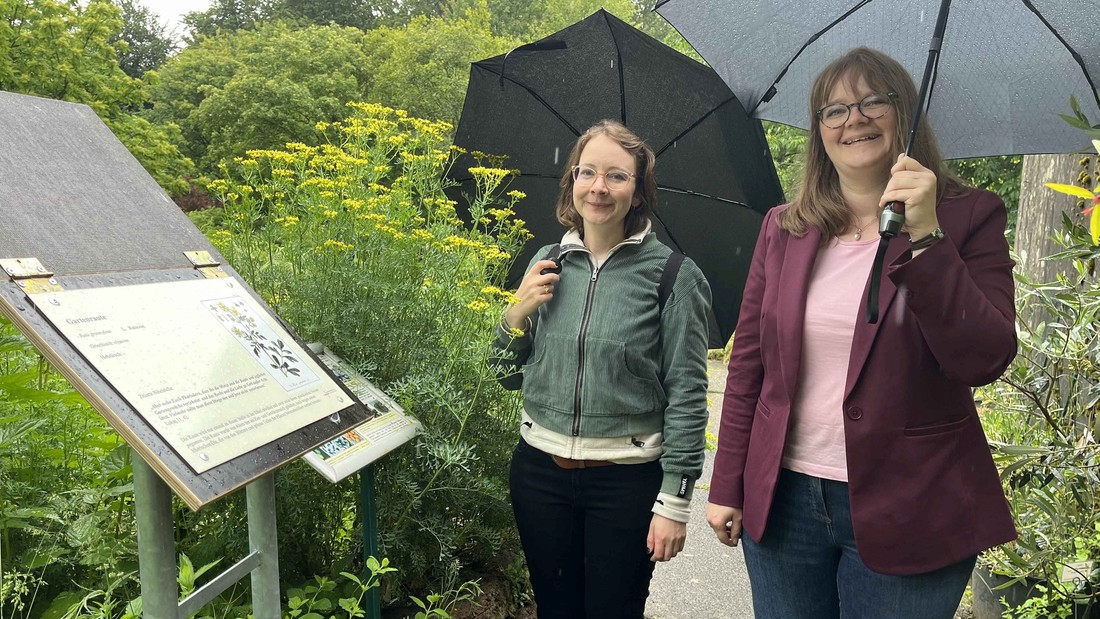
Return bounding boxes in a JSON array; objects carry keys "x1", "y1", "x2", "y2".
[{"x1": 646, "y1": 360, "x2": 755, "y2": 619}]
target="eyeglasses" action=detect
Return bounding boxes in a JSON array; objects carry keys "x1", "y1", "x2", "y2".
[
  {"x1": 572, "y1": 165, "x2": 636, "y2": 190},
  {"x1": 816, "y1": 92, "x2": 896, "y2": 129}
]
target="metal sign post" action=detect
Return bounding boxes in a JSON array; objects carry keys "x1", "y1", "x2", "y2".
[
  {"x1": 360, "y1": 465, "x2": 382, "y2": 619},
  {"x1": 134, "y1": 455, "x2": 282, "y2": 619}
]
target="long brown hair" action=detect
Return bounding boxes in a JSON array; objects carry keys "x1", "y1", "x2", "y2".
[
  {"x1": 555, "y1": 119, "x2": 658, "y2": 238},
  {"x1": 782, "y1": 47, "x2": 964, "y2": 238}
]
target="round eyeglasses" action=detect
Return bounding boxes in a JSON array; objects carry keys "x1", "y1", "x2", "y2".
[
  {"x1": 816, "y1": 92, "x2": 896, "y2": 129},
  {"x1": 572, "y1": 165, "x2": 636, "y2": 190}
]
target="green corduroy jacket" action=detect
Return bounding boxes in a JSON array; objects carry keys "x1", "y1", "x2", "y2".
[{"x1": 491, "y1": 230, "x2": 712, "y2": 497}]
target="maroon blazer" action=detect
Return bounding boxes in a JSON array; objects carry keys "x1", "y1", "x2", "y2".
[{"x1": 710, "y1": 188, "x2": 1017, "y2": 575}]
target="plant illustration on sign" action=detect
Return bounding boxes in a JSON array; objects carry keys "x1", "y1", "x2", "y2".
[{"x1": 204, "y1": 297, "x2": 317, "y2": 390}]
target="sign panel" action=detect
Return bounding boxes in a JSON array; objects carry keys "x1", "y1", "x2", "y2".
[{"x1": 35, "y1": 277, "x2": 350, "y2": 473}]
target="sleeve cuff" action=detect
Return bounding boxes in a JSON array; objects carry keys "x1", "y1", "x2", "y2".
[
  {"x1": 660, "y1": 471, "x2": 695, "y2": 501},
  {"x1": 652, "y1": 492, "x2": 691, "y2": 523}
]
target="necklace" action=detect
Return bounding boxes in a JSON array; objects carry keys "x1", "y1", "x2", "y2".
[{"x1": 847, "y1": 216, "x2": 878, "y2": 240}]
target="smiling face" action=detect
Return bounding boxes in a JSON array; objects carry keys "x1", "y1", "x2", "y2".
[
  {"x1": 819, "y1": 74, "x2": 898, "y2": 184},
  {"x1": 571, "y1": 134, "x2": 640, "y2": 239}
]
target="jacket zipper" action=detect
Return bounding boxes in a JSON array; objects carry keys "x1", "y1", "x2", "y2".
[{"x1": 572, "y1": 265, "x2": 600, "y2": 436}]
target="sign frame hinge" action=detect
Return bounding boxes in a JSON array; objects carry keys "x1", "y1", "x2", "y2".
[
  {"x1": 184, "y1": 251, "x2": 228, "y2": 279},
  {"x1": 0, "y1": 257, "x2": 64, "y2": 293}
]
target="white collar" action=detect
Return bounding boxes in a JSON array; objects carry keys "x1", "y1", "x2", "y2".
[{"x1": 560, "y1": 219, "x2": 651, "y2": 252}]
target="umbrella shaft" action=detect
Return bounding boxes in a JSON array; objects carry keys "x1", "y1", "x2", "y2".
[{"x1": 903, "y1": 0, "x2": 953, "y2": 156}]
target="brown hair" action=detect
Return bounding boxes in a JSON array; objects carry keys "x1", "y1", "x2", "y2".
[
  {"x1": 782, "y1": 47, "x2": 964, "y2": 238},
  {"x1": 555, "y1": 119, "x2": 657, "y2": 237}
]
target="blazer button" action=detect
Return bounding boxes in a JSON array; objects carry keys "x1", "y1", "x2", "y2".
[{"x1": 846, "y1": 406, "x2": 863, "y2": 420}]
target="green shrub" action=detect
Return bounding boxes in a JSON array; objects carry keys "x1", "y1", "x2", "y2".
[{"x1": 196, "y1": 101, "x2": 531, "y2": 601}]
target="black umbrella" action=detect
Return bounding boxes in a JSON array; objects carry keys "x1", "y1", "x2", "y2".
[{"x1": 448, "y1": 9, "x2": 786, "y2": 348}]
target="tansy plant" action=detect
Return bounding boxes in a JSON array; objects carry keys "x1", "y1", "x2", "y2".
[{"x1": 193, "y1": 101, "x2": 533, "y2": 602}]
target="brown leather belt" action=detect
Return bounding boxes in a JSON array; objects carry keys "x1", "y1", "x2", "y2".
[{"x1": 551, "y1": 454, "x2": 616, "y2": 469}]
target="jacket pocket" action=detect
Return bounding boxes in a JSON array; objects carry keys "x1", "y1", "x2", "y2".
[
  {"x1": 581, "y1": 337, "x2": 663, "y2": 416},
  {"x1": 755, "y1": 400, "x2": 773, "y2": 420},
  {"x1": 523, "y1": 333, "x2": 578, "y2": 414},
  {"x1": 903, "y1": 415, "x2": 970, "y2": 438}
]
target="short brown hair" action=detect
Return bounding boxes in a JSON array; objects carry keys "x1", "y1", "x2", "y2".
[
  {"x1": 782, "y1": 47, "x2": 964, "y2": 238},
  {"x1": 555, "y1": 119, "x2": 657, "y2": 238}
]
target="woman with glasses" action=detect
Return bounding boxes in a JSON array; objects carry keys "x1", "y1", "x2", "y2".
[
  {"x1": 490, "y1": 119, "x2": 711, "y2": 618},
  {"x1": 706, "y1": 47, "x2": 1016, "y2": 618}
]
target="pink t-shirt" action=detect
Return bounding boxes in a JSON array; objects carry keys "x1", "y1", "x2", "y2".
[{"x1": 782, "y1": 236, "x2": 879, "y2": 482}]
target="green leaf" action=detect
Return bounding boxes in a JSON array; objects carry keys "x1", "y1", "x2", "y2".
[
  {"x1": 1044, "y1": 183, "x2": 1095, "y2": 200},
  {"x1": 1089, "y1": 205, "x2": 1099, "y2": 246},
  {"x1": 1058, "y1": 113, "x2": 1093, "y2": 131}
]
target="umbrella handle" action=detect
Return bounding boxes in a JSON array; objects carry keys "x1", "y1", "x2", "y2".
[{"x1": 879, "y1": 200, "x2": 905, "y2": 238}]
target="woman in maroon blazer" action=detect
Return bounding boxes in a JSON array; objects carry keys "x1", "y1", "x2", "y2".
[{"x1": 705, "y1": 47, "x2": 1016, "y2": 618}]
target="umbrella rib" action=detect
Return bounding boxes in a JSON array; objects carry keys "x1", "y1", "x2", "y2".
[
  {"x1": 748, "y1": 0, "x2": 875, "y2": 116},
  {"x1": 657, "y1": 184, "x2": 753, "y2": 210},
  {"x1": 601, "y1": 11, "x2": 629, "y2": 125},
  {"x1": 653, "y1": 95, "x2": 738, "y2": 158},
  {"x1": 486, "y1": 68, "x2": 583, "y2": 138},
  {"x1": 649, "y1": 210, "x2": 684, "y2": 255},
  {"x1": 1018, "y1": 0, "x2": 1100, "y2": 115}
]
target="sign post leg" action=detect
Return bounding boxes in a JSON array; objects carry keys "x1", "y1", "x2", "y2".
[
  {"x1": 247, "y1": 473, "x2": 281, "y2": 619},
  {"x1": 134, "y1": 455, "x2": 179, "y2": 619},
  {"x1": 360, "y1": 465, "x2": 382, "y2": 618}
]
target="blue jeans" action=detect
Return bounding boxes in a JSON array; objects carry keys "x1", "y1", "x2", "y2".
[
  {"x1": 743, "y1": 468, "x2": 975, "y2": 619},
  {"x1": 509, "y1": 439, "x2": 661, "y2": 619}
]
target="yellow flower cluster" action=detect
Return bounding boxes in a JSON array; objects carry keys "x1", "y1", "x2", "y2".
[
  {"x1": 317, "y1": 239, "x2": 354, "y2": 252},
  {"x1": 466, "y1": 299, "x2": 491, "y2": 313},
  {"x1": 246, "y1": 149, "x2": 298, "y2": 164},
  {"x1": 206, "y1": 179, "x2": 230, "y2": 194},
  {"x1": 480, "y1": 247, "x2": 512, "y2": 263},
  {"x1": 480, "y1": 286, "x2": 520, "y2": 304},
  {"x1": 439, "y1": 235, "x2": 483, "y2": 251},
  {"x1": 374, "y1": 224, "x2": 406, "y2": 239},
  {"x1": 274, "y1": 215, "x2": 300, "y2": 228},
  {"x1": 468, "y1": 166, "x2": 517, "y2": 196}
]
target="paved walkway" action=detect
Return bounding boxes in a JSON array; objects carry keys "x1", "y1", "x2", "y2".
[{"x1": 646, "y1": 360, "x2": 755, "y2": 619}]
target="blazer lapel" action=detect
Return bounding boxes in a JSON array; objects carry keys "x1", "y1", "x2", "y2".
[
  {"x1": 845, "y1": 235, "x2": 910, "y2": 398},
  {"x1": 776, "y1": 227, "x2": 821, "y2": 401}
]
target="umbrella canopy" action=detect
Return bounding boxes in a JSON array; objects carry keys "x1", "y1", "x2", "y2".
[
  {"x1": 449, "y1": 9, "x2": 786, "y2": 347},
  {"x1": 655, "y1": 0, "x2": 1100, "y2": 159}
]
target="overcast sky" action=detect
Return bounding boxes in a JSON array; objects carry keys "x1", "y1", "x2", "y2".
[{"x1": 138, "y1": 0, "x2": 212, "y2": 39}]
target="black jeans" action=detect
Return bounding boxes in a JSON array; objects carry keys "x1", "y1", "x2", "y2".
[{"x1": 509, "y1": 439, "x2": 662, "y2": 619}]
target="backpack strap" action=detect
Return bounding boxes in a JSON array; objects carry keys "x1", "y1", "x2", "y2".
[
  {"x1": 544, "y1": 244, "x2": 561, "y2": 261},
  {"x1": 658, "y1": 252, "x2": 685, "y2": 315}
]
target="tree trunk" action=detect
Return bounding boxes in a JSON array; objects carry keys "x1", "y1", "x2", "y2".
[{"x1": 1014, "y1": 153, "x2": 1083, "y2": 284}]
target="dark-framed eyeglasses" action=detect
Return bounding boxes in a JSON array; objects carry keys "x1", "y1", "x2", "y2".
[
  {"x1": 816, "y1": 92, "x2": 897, "y2": 129},
  {"x1": 572, "y1": 165, "x2": 636, "y2": 190}
]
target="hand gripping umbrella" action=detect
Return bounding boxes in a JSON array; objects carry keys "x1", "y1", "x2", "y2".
[
  {"x1": 448, "y1": 9, "x2": 786, "y2": 347},
  {"x1": 657, "y1": 0, "x2": 1100, "y2": 322}
]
